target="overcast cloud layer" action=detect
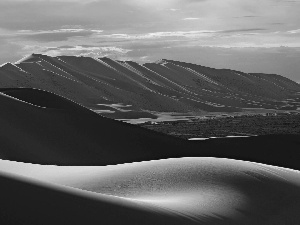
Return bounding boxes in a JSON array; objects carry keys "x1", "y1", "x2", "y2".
[{"x1": 0, "y1": 0, "x2": 299, "y2": 82}]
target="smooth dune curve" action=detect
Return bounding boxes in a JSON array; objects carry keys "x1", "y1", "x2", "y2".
[
  {"x1": 1, "y1": 157, "x2": 300, "y2": 224},
  {"x1": 0, "y1": 171, "x2": 192, "y2": 225}
]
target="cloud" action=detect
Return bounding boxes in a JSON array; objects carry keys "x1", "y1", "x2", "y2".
[
  {"x1": 52, "y1": 45, "x2": 75, "y2": 49},
  {"x1": 0, "y1": 1, "x2": 89, "y2": 30},
  {"x1": 183, "y1": 18, "x2": 200, "y2": 20},
  {"x1": 0, "y1": 0, "x2": 159, "y2": 32},
  {"x1": 183, "y1": 0, "x2": 208, "y2": 3},
  {"x1": 242, "y1": 15, "x2": 259, "y2": 18},
  {"x1": 96, "y1": 28, "x2": 268, "y2": 43},
  {"x1": 0, "y1": 39, "x2": 25, "y2": 64},
  {"x1": 219, "y1": 28, "x2": 267, "y2": 33},
  {"x1": 101, "y1": 30, "x2": 217, "y2": 40},
  {"x1": 40, "y1": 45, "x2": 131, "y2": 59},
  {"x1": 287, "y1": 29, "x2": 300, "y2": 34},
  {"x1": 18, "y1": 29, "x2": 103, "y2": 42}
]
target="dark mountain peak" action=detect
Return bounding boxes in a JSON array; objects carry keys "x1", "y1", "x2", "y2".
[
  {"x1": 124, "y1": 60, "x2": 143, "y2": 66},
  {"x1": 0, "y1": 62, "x2": 15, "y2": 69},
  {"x1": 31, "y1": 53, "x2": 43, "y2": 57},
  {"x1": 154, "y1": 59, "x2": 169, "y2": 65},
  {"x1": 15, "y1": 53, "x2": 45, "y2": 64},
  {"x1": 0, "y1": 62, "x2": 25, "y2": 73},
  {"x1": 98, "y1": 56, "x2": 114, "y2": 61}
]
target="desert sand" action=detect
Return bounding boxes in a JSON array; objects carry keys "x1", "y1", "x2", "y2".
[
  {"x1": 0, "y1": 88, "x2": 299, "y2": 169},
  {"x1": 0, "y1": 55, "x2": 300, "y2": 224},
  {"x1": 1, "y1": 157, "x2": 300, "y2": 224},
  {"x1": 0, "y1": 88, "x2": 300, "y2": 169}
]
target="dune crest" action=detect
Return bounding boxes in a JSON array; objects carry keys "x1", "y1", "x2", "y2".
[{"x1": 1, "y1": 157, "x2": 300, "y2": 224}]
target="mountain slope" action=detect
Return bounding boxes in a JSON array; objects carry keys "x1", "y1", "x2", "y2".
[{"x1": 1, "y1": 54, "x2": 299, "y2": 120}]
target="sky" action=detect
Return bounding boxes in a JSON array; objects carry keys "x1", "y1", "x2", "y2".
[{"x1": 0, "y1": 0, "x2": 299, "y2": 82}]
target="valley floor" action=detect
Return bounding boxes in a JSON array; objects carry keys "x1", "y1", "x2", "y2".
[{"x1": 140, "y1": 113, "x2": 300, "y2": 139}]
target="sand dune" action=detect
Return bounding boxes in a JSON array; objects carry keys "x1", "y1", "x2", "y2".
[
  {"x1": 0, "y1": 88, "x2": 300, "y2": 169},
  {"x1": 0, "y1": 88, "x2": 195, "y2": 165},
  {"x1": 1, "y1": 157, "x2": 300, "y2": 224},
  {"x1": 0, "y1": 88, "x2": 85, "y2": 110},
  {"x1": 0, "y1": 170, "x2": 191, "y2": 225}
]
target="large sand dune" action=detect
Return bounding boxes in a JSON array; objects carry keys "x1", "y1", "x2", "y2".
[
  {"x1": 0, "y1": 88, "x2": 300, "y2": 168},
  {"x1": 1, "y1": 157, "x2": 300, "y2": 225},
  {"x1": 0, "y1": 88, "x2": 195, "y2": 165}
]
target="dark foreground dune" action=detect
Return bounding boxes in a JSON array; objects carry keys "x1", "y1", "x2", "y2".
[
  {"x1": 0, "y1": 88, "x2": 300, "y2": 169},
  {"x1": 1, "y1": 157, "x2": 300, "y2": 225},
  {"x1": 0, "y1": 88, "x2": 193, "y2": 165}
]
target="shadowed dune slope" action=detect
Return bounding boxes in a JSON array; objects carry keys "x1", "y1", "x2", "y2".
[
  {"x1": 0, "y1": 88, "x2": 196, "y2": 165},
  {"x1": 0, "y1": 88, "x2": 85, "y2": 110},
  {"x1": 1, "y1": 158, "x2": 300, "y2": 225},
  {"x1": 0, "y1": 88, "x2": 300, "y2": 168}
]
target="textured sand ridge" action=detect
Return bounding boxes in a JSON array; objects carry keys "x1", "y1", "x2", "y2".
[{"x1": 1, "y1": 158, "x2": 300, "y2": 224}]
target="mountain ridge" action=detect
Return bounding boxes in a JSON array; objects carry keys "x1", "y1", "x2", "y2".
[{"x1": 1, "y1": 53, "x2": 299, "y2": 121}]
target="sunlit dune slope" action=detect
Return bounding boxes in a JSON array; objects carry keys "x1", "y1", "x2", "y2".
[
  {"x1": 1, "y1": 157, "x2": 300, "y2": 225},
  {"x1": 0, "y1": 88, "x2": 300, "y2": 168},
  {"x1": 1, "y1": 54, "x2": 299, "y2": 118},
  {"x1": 0, "y1": 171, "x2": 192, "y2": 225}
]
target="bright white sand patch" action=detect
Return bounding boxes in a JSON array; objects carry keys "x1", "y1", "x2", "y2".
[
  {"x1": 97, "y1": 103, "x2": 132, "y2": 112},
  {"x1": 189, "y1": 136, "x2": 257, "y2": 140},
  {"x1": 119, "y1": 112, "x2": 195, "y2": 124},
  {"x1": 189, "y1": 138, "x2": 210, "y2": 141},
  {"x1": 94, "y1": 109, "x2": 115, "y2": 113}
]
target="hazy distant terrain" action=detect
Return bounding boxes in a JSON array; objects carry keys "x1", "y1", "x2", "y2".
[{"x1": 141, "y1": 114, "x2": 300, "y2": 139}]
